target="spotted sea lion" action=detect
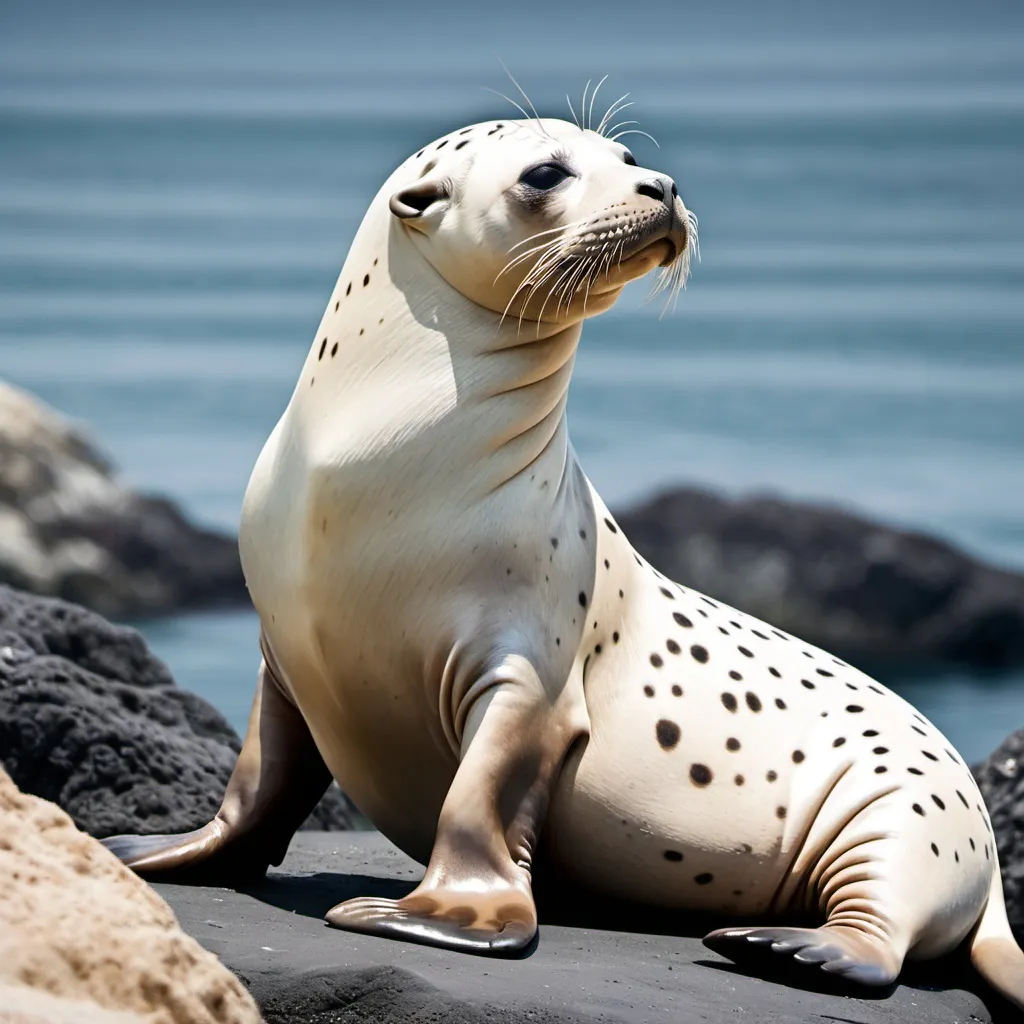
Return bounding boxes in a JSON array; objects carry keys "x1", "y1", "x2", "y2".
[{"x1": 103, "y1": 112, "x2": 1024, "y2": 1009}]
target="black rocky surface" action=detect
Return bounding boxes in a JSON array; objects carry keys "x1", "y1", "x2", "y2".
[
  {"x1": 0, "y1": 585, "x2": 356, "y2": 837},
  {"x1": 159, "y1": 832, "x2": 1016, "y2": 1024}
]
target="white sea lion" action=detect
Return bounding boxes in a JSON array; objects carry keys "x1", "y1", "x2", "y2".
[{"x1": 103, "y1": 112, "x2": 1024, "y2": 1009}]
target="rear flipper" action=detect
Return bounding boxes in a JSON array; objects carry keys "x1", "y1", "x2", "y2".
[
  {"x1": 970, "y1": 868, "x2": 1024, "y2": 1012},
  {"x1": 703, "y1": 923, "x2": 901, "y2": 988},
  {"x1": 101, "y1": 640, "x2": 333, "y2": 882}
]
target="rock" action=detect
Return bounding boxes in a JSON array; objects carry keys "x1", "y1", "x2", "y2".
[
  {"x1": 615, "y1": 485, "x2": 1024, "y2": 670},
  {"x1": 973, "y1": 730, "x2": 1024, "y2": 944},
  {"x1": 0, "y1": 766, "x2": 263, "y2": 1024},
  {"x1": 155, "y1": 831, "x2": 1009, "y2": 1024},
  {"x1": 0, "y1": 381, "x2": 247, "y2": 620},
  {"x1": 0, "y1": 585, "x2": 358, "y2": 838}
]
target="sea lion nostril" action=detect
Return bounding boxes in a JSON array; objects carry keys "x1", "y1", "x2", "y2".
[
  {"x1": 671, "y1": 182, "x2": 678, "y2": 199},
  {"x1": 636, "y1": 179, "x2": 666, "y2": 202}
]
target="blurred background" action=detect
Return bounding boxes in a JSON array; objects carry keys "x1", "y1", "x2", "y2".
[{"x1": 1, "y1": 0, "x2": 1022, "y2": 760}]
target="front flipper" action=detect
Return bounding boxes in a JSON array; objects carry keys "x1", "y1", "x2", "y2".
[
  {"x1": 102, "y1": 639, "x2": 333, "y2": 882},
  {"x1": 327, "y1": 655, "x2": 585, "y2": 954}
]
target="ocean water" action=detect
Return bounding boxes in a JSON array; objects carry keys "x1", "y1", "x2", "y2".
[{"x1": 1, "y1": 1, "x2": 1022, "y2": 762}]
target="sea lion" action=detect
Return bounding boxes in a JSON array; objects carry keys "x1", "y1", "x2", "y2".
[{"x1": 103, "y1": 113, "x2": 1024, "y2": 1008}]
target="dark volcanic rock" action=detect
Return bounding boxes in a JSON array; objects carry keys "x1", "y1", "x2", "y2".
[
  {"x1": 615, "y1": 485, "x2": 1024, "y2": 670},
  {"x1": 0, "y1": 380, "x2": 247, "y2": 619},
  {"x1": 0, "y1": 585, "x2": 356, "y2": 837},
  {"x1": 974, "y1": 730, "x2": 1024, "y2": 944}
]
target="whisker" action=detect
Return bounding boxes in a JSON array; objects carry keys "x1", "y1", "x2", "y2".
[
  {"x1": 482, "y1": 87, "x2": 539, "y2": 130},
  {"x1": 610, "y1": 129, "x2": 660, "y2": 148},
  {"x1": 596, "y1": 93, "x2": 631, "y2": 136},
  {"x1": 605, "y1": 119, "x2": 640, "y2": 137},
  {"x1": 580, "y1": 79, "x2": 592, "y2": 131},
  {"x1": 566, "y1": 94, "x2": 580, "y2": 128},
  {"x1": 587, "y1": 74, "x2": 609, "y2": 131},
  {"x1": 499, "y1": 59, "x2": 549, "y2": 137}
]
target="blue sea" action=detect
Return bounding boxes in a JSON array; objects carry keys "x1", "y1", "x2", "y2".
[{"x1": 1, "y1": 1, "x2": 1022, "y2": 762}]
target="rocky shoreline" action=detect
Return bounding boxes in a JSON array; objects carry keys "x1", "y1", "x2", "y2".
[
  {"x1": 0, "y1": 584, "x2": 1021, "y2": 1021},
  {"x1": 0, "y1": 381, "x2": 246, "y2": 621}
]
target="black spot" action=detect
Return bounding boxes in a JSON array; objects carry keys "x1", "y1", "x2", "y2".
[
  {"x1": 863, "y1": 730, "x2": 879, "y2": 737},
  {"x1": 656, "y1": 719, "x2": 681, "y2": 750},
  {"x1": 776, "y1": 806, "x2": 787, "y2": 820},
  {"x1": 455, "y1": 139, "x2": 470, "y2": 149},
  {"x1": 604, "y1": 559, "x2": 610, "y2": 569},
  {"x1": 955, "y1": 851, "x2": 960, "y2": 863},
  {"x1": 578, "y1": 591, "x2": 587, "y2": 607},
  {"x1": 985, "y1": 845, "x2": 990, "y2": 860},
  {"x1": 729, "y1": 670, "x2": 742, "y2": 681},
  {"x1": 931, "y1": 843, "x2": 940, "y2": 857},
  {"x1": 363, "y1": 274, "x2": 370, "y2": 286},
  {"x1": 775, "y1": 698, "x2": 787, "y2": 710},
  {"x1": 932, "y1": 795, "x2": 946, "y2": 810},
  {"x1": 331, "y1": 342, "x2": 338, "y2": 357},
  {"x1": 604, "y1": 517, "x2": 617, "y2": 533},
  {"x1": 734, "y1": 774, "x2": 746, "y2": 785},
  {"x1": 922, "y1": 750, "x2": 939, "y2": 761},
  {"x1": 745, "y1": 692, "x2": 762, "y2": 712},
  {"x1": 335, "y1": 301, "x2": 340, "y2": 311},
  {"x1": 873, "y1": 747, "x2": 889, "y2": 755},
  {"x1": 911, "y1": 725, "x2": 927, "y2": 736},
  {"x1": 913, "y1": 803, "x2": 926, "y2": 816},
  {"x1": 694, "y1": 873, "x2": 714, "y2": 885},
  {"x1": 752, "y1": 630, "x2": 768, "y2": 640},
  {"x1": 730, "y1": 621, "x2": 742, "y2": 629},
  {"x1": 738, "y1": 646, "x2": 754, "y2": 658},
  {"x1": 697, "y1": 609, "x2": 707, "y2": 617},
  {"x1": 673, "y1": 611, "x2": 693, "y2": 628},
  {"x1": 908, "y1": 767, "x2": 923, "y2": 775},
  {"x1": 663, "y1": 849, "x2": 683, "y2": 862},
  {"x1": 718, "y1": 626, "x2": 729, "y2": 636},
  {"x1": 594, "y1": 644, "x2": 602, "y2": 655},
  {"x1": 970, "y1": 838, "x2": 976, "y2": 851},
  {"x1": 436, "y1": 139, "x2": 449, "y2": 149},
  {"x1": 721, "y1": 692, "x2": 738, "y2": 713},
  {"x1": 612, "y1": 632, "x2": 620, "y2": 644},
  {"x1": 579, "y1": 529, "x2": 587, "y2": 540},
  {"x1": 846, "y1": 705, "x2": 864, "y2": 713},
  {"x1": 957, "y1": 790, "x2": 969, "y2": 808},
  {"x1": 816, "y1": 668, "x2": 833, "y2": 677},
  {"x1": 803, "y1": 651, "x2": 814, "y2": 659},
  {"x1": 346, "y1": 282, "x2": 352, "y2": 296},
  {"x1": 550, "y1": 538, "x2": 559, "y2": 549},
  {"x1": 868, "y1": 685, "x2": 884, "y2": 695},
  {"x1": 619, "y1": 589, "x2": 624, "y2": 599},
  {"x1": 846, "y1": 683, "x2": 859, "y2": 690},
  {"x1": 416, "y1": 149, "x2": 424, "y2": 157},
  {"x1": 650, "y1": 653, "x2": 664, "y2": 668},
  {"x1": 792, "y1": 750, "x2": 805, "y2": 764},
  {"x1": 660, "y1": 587, "x2": 674, "y2": 600},
  {"x1": 643, "y1": 685, "x2": 654, "y2": 697},
  {"x1": 833, "y1": 737, "x2": 847, "y2": 747},
  {"x1": 671, "y1": 684, "x2": 683, "y2": 697},
  {"x1": 772, "y1": 630, "x2": 789, "y2": 641},
  {"x1": 801, "y1": 679, "x2": 816, "y2": 690},
  {"x1": 766, "y1": 770, "x2": 777, "y2": 782},
  {"x1": 874, "y1": 765, "x2": 888, "y2": 774},
  {"x1": 701, "y1": 597, "x2": 718, "y2": 608},
  {"x1": 690, "y1": 764, "x2": 713, "y2": 786},
  {"x1": 691, "y1": 645, "x2": 709, "y2": 664},
  {"x1": 768, "y1": 667, "x2": 781, "y2": 678},
  {"x1": 318, "y1": 338, "x2": 327, "y2": 359},
  {"x1": 946, "y1": 749, "x2": 959, "y2": 763},
  {"x1": 726, "y1": 738, "x2": 741, "y2": 752},
  {"x1": 666, "y1": 639, "x2": 681, "y2": 655}
]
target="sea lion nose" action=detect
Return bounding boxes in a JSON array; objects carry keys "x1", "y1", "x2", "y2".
[{"x1": 635, "y1": 175, "x2": 678, "y2": 208}]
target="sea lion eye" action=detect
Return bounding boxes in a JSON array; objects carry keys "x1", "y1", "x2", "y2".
[
  {"x1": 519, "y1": 163, "x2": 571, "y2": 191},
  {"x1": 622, "y1": 150, "x2": 637, "y2": 166}
]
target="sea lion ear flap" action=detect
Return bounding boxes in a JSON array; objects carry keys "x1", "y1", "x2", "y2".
[{"x1": 389, "y1": 179, "x2": 450, "y2": 227}]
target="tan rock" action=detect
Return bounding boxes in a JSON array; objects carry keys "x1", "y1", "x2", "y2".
[{"x1": 0, "y1": 767, "x2": 262, "y2": 1024}]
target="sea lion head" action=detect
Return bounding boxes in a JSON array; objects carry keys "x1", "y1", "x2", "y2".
[{"x1": 388, "y1": 118, "x2": 695, "y2": 325}]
